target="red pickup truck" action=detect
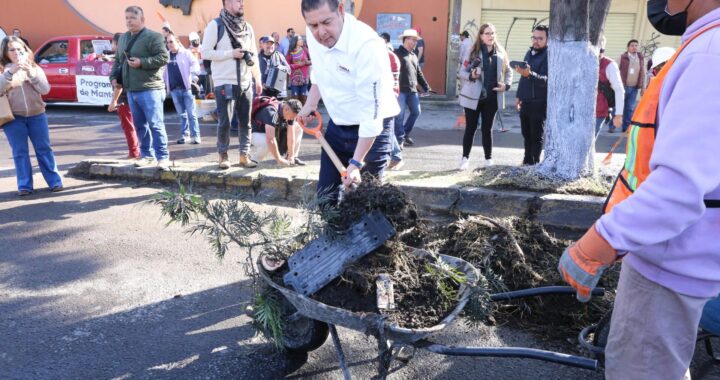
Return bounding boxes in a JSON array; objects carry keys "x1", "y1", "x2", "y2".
[{"x1": 34, "y1": 35, "x2": 112, "y2": 102}]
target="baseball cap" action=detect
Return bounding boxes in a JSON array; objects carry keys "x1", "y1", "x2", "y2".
[
  {"x1": 189, "y1": 32, "x2": 200, "y2": 41},
  {"x1": 260, "y1": 35, "x2": 275, "y2": 44}
]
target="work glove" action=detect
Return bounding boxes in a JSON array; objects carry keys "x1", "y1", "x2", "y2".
[{"x1": 558, "y1": 224, "x2": 617, "y2": 302}]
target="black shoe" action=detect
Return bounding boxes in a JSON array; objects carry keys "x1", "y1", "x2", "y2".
[
  {"x1": 17, "y1": 189, "x2": 32, "y2": 196},
  {"x1": 51, "y1": 186, "x2": 64, "y2": 193},
  {"x1": 405, "y1": 137, "x2": 415, "y2": 146},
  {"x1": 293, "y1": 158, "x2": 306, "y2": 166},
  {"x1": 177, "y1": 138, "x2": 186, "y2": 144}
]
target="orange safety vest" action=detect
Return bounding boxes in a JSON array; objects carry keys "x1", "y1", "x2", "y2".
[{"x1": 604, "y1": 22, "x2": 720, "y2": 214}]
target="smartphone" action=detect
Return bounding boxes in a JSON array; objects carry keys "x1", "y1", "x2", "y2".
[{"x1": 509, "y1": 60, "x2": 528, "y2": 70}]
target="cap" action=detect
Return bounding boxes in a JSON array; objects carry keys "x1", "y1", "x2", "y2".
[
  {"x1": 651, "y1": 47, "x2": 676, "y2": 69},
  {"x1": 188, "y1": 32, "x2": 200, "y2": 41},
  {"x1": 260, "y1": 35, "x2": 275, "y2": 44},
  {"x1": 398, "y1": 29, "x2": 422, "y2": 40}
]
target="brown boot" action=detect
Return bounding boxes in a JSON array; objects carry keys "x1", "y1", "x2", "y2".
[
  {"x1": 239, "y1": 153, "x2": 257, "y2": 168},
  {"x1": 218, "y1": 152, "x2": 230, "y2": 169}
]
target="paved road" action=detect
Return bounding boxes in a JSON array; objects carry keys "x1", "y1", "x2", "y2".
[
  {"x1": 0, "y1": 101, "x2": 626, "y2": 180},
  {"x1": 1, "y1": 104, "x2": 717, "y2": 379},
  {"x1": 1, "y1": 175, "x2": 719, "y2": 379}
]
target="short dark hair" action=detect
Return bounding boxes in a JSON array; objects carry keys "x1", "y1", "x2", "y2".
[
  {"x1": 125, "y1": 6, "x2": 144, "y2": 17},
  {"x1": 284, "y1": 99, "x2": 303, "y2": 114},
  {"x1": 461, "y1": 30, "x2": 470, "y2": 38},
  {"x1": 287, "y1": 28, "x2": 294, "y2": 33},
  {"x1": 112, "y1": 33, "x2": 122, "y2": 43},
  {"x1": 627, "y1": 39, "x2": 639, "y2": 47},
  {"x1": 533, "y1": 24, "x2": 549, "y2": 38},
  {"x1": 380, "y1": 32, "x2": 390, "y2": 43},
  {"x1": 301, "y1": 0, "x2": 340, "y2": 16}
]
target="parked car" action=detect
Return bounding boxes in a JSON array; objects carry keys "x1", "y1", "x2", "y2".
[{"x1": 34, "y1": 35, "x2": 112, "y2": 102}]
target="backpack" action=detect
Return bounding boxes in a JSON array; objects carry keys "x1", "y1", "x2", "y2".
[
  {"x1": 202, "y1": 17, "x2": 224, "y2": 76},
  {"x1": 598, "y1": 82, "x2": 615, "y2": 109},
  {"x1": 251, "y1": 96, "x2": 288, "y2": 155}
]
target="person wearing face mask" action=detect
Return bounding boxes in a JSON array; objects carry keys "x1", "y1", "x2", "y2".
[
  {"x1": 1, "y1": 36, "x2": 63, "y2": 195},
  {"x1": 558, "y1": 1, "x2": 720, "y2": 378}
]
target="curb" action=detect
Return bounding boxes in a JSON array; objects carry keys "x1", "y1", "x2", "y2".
[{"x1": 68, "y1": 160, "x2": 604, "y2": 232}]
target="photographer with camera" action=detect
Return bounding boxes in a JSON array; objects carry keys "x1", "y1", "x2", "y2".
[
  {"x1": 201, "y1": 0, "x2": 262, "y2": 169},
  {"x1": 457, "y1": 23, "x2": 512, "y2": 171},
  {"x1": 258, "y1": 35, "x2": 290, "y2": 98}
]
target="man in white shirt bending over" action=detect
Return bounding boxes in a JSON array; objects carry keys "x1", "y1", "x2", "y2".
[{"x1": 298, "y1": 0, "x2": 400, "y2": 199}]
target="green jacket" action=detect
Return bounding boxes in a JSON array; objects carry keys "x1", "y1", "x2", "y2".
[{"x1": 110, "y1": 28, "x2": 169, "y2": 91}]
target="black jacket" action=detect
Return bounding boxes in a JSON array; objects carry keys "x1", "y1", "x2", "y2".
[
  {"x1": 516, "y1": 47, "x2": 548, "y2": 103},
  {"x1": 395, "y1": 46, "x2": 430, "y2": 94}
]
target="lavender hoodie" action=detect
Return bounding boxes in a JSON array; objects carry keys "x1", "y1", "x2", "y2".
[{"x1": 596, "y1": 8, "x2": 720, "y2": 298}]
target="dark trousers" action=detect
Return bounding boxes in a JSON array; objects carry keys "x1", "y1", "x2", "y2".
[
  {"x1": 462, "y1": 96, "x2": 498, "y2": 159},
  {"x1": 317, "y1": 118, "x2": 393, "y2": 199},
  {"x1": 520, "y1": 101, "x2": 547, "y2": 165}
]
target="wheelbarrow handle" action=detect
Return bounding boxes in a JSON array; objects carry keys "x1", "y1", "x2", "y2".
[{"x1": 489, "y1": 286, "x2": 606, "y2": 302}]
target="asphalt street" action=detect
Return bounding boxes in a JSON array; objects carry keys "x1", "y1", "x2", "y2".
[{"x1": 1, "y1": 103, "x2": 718, "y2": 379}]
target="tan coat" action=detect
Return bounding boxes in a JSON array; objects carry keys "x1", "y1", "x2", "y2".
[{"x1": 0, "y1": 64, "x2": 50, "y2": 117}]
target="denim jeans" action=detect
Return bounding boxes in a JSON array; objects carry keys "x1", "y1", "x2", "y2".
[
  {"x1": 390, "y1": 133, "x2": 402, "y2": 162},
  {"x1": 170, "y1": 88, "x2": 200, "y2": 139},
  {"x1": 214, "y1": 85, "x2": 252, "y2": 154},
  {"x1": 622, "y1": 86, "x2": 639, "y2": 132},
  {"x1": 317, "y1": 117, "x2": 393, "y2": 200},
  {"x1": 127, "y1": 89, "x2": 169, "y2": 160},
  {"x1": 394, "y1": 92, "x2": 421, "y2": 145},
  {"x1": 3, "y1": 113, "x2": 63, "y2": 192}
]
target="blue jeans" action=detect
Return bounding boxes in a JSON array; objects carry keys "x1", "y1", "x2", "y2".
[
  {"x1": 622, "y1": 86, "x2": 639, "y2": 132},
  {"x1": 390, "y1": 133, "x2": 402, "y2": 162},
  {"x1": 701, "y1": 295, "x2": 720, "y2": 335},
  {"x1": 289, "y1": 84, "x2": 309, "y2": 96},
  {"x1": 394, "y1": 92, "x2": 421, "y2": 145},
  {"x1": 317, "y1": 117, "x2": 393, "y2": 199},
  {"x1": 128, "y1": 89, "x2": 169, "y2": 160},
  {"x1": 3, "y1": 113, "x2": 63, "y2": 192},
  {"x1": 170, "y1": 88, "x2": 200, "y2": 138}
]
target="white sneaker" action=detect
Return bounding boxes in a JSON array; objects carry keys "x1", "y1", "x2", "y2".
[
  {"x1": 191, "y1": 136, "x2": 201, "y2": 144},
  {"x1": 458, "y1": 157, "x2": 470, "y2": 171},
  {"x1": 134, "y1": 157, "x2": 157, "y2": 167},
  {"x1": 157, "y1": 159, "x2": 171, "y2": 171},
  {"x1": 484, "y1": 159, "x2": 494, "y2": 167}
]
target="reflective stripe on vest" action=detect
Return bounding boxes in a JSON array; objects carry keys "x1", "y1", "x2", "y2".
[{"x1": 603, "y1": 22, "x2": 720, "y2": 214}]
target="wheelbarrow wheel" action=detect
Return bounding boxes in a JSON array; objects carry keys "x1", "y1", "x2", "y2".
[
  {"x1": 592, "y1": 308, "x2": 612, "y2": 366},
  {"x1": 282, "y1": 314, "x2": 330, "y2": 354}
]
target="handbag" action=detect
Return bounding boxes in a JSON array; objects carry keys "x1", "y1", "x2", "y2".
[{"x1": 0, "y1": 90, "x2": 14, "y2": 128}]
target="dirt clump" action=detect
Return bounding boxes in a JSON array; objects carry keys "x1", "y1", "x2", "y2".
[{"x1": 436, "y1": 216, "x2": 618, "y2": 336}]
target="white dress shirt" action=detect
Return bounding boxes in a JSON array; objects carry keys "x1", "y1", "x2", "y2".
[
  {"x1": 306, "y1": 14, "x2": 400, "y2": 138},
  {"x1": 604, "y1": 59, "x2": 625, "y2": 116}
]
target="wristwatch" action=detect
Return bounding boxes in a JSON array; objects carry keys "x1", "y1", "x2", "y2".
[{"x1": 348, "y1": 158, "x2": 364, "y2": 169}]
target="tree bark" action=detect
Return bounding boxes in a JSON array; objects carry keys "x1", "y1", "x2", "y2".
[{"x1": 536, "y1": 0, "x2": 611, "y2": 180}]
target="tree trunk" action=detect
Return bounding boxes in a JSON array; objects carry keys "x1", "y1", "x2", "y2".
[{"x1": 536, "y1": 0, "x2": 611, "y2": 180}]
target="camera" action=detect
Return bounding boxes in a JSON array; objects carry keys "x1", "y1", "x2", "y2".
[
  {"x1": 468, "y1": 57, "x2": 482, "y2": 82},
  {"x1": 242, "y1": 51, "x2": 254, "y2": 66}
]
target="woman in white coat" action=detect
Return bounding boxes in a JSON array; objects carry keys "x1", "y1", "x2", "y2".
[{"x1": 457, "y1": 23, "x2": 512, "y2": 170}]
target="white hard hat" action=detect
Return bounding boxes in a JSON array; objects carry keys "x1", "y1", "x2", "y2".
[
  {"x1": 651, "y1": 47, "x2": 676, "y2": 69},
  {"x1": 189, "y1": 32, "x2": 200, "y2": 41}
]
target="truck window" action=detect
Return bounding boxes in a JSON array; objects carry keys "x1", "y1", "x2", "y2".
[
  {"x1": 80, "y1": 40, "x2": 94, "y2": 59},
  {"x1": 36, "y1": 40, "x2": 69, "y2": 64}
]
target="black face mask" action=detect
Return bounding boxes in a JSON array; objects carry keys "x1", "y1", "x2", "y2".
[
  {"x1": 647, "y1": 0, "x2": 695, "y2": 36},
  {"x1": 190, "y1": 41, "x2": 200, "y2": 48}
]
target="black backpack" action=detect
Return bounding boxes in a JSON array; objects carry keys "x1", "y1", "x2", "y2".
[{"x1": 202, "y1": 17, "x2": 224, "y2": 76}]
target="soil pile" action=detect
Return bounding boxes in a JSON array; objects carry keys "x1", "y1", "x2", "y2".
[
  {"x1": 311, "y1": 179, "x2": 462, "y2": 328},
  {"x1": 435, "y1": 216, "x2": 618, "y2": 336}
]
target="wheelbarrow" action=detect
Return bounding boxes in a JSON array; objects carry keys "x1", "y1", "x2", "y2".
[{"x1": 257, "y1": 250, "x2": 606, "y2": 379}]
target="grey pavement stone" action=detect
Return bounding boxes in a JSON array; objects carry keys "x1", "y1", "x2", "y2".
[
  {"x1": 399, "y1": 184, "x2": 461, "y2": 214},
  {"x1": 537, "y1": 194, "x2": 605, "y2": 230}
]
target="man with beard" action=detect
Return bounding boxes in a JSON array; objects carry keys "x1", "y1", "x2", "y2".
[
  {"x1": 297, "y1": 0, "x2": 399, "y2": 198},
  {"x1": 515, "y1": 24, "x2": 549, "y2": 166},
  {"x1": 201, "y1": 0, "x2": 262, "y2": 169}
]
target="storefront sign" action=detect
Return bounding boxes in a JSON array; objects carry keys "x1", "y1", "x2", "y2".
[{"x1": 377, "y1": 13, "x2": 412, "y2": 49}]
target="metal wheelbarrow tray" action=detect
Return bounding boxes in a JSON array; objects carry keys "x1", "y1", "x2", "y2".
[{"x1": 259, "y1": 249, "x2": 479, "y2": 344}]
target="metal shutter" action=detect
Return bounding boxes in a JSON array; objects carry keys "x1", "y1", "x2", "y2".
[{"x1": 479, "y1": 10, "x2": 635, "y2": 83}]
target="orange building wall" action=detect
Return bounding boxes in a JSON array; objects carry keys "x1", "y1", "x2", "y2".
[{"x1": 357, "y1": 0, "x2": 450, "y2": 94}]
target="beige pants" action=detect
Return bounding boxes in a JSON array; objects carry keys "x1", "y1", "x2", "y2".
[
  {"x1": 250, "y1": 126, "x2": 303, "y2": 163},
  {"x1": 605, "y1": 263, "x2": 710, "y2": 380}
]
